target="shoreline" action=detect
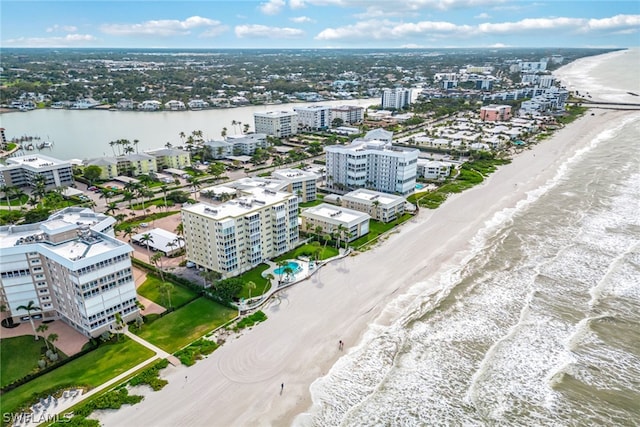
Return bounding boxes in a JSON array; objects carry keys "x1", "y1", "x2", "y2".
[{"x1": 96, "y1": 110, "x2": 639, "y2": 427}]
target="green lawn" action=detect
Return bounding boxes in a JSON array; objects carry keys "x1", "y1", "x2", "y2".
[
  {"x1": 0, "y1": 337, "x2": 153, "y2": 417},
  {"x1": 351, "y1": 214, "x2": 413, "y2": 248},
  {"x1": 137, "y1": 274, "x2": 198, "y2": 308},
  {"x1": 134, "y1": 298, "x2": 236, "y2": 353},
  {"x1": 273, "y1": 243, "x2": 339, "y2": 262},
  {"x1": 0, "y1": 336, "x2": 62, "y2": 388},
  {"x1": 234, "y1": 264, "x2": 271, "y2": 299}
]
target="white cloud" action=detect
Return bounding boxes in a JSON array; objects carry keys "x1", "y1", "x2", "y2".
[
  {"x1": 259, "y1": 0, "x2": 286, "y2": 15},
  {"x1": 235, "y1": 24, "x2": 305, "y2": 39},
  {"x1": 46, "y1": 24, "x2": 78, "y2": 33},
  {"x1": 290, "y1": 16, "x2": 314, "y2": 23},
  {"x1": 289, "y1": 0, "x2": 307, "y2": 9},
  {"x1": 316, "y1": 19, "x2": 471, "y2": 41},
  {"x1": 316, "y1": 14, "x2": 640, "y2": 42},
  {"x1": 587, "y1": 14, "x2": 640, "y2": 31},
  {"x1": 478, "y1": 17, "x2": 583, "y2": 33},
  {"x1": 4, "y1": 34, "x2": 96, "y2": 47},
  {"x1": 100, "y1": 16, "x2": 224, "y2": 37},
  {"x1": 474, "y1": 12, "x2": 490, "y2": 19},
  {"x1": 488, "y1": 42, "x2": 508, "y2": 48}
]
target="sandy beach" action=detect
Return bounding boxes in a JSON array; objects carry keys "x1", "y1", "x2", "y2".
[{"x1": 96, "y1": 56, "x2": 639, "y2": 427}]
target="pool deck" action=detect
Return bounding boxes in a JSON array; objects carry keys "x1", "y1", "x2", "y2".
[{"x1": 236, "y1": 252, "x2": 345, "y2": 313}]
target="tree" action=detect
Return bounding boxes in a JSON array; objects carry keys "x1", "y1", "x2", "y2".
[
  {"x1": 82, "y1": 165, "x2": 102, "y2": 186},
  {"x1": 17, "y1": 300, "x2": 41, "y2": 340},
  {"x1": 159, "y1": 282, "x2": 174, "y2": 309},
  {"x1": 276, "y1": 260, "x2": 288, "y2": 284},
  {"x1": 36, "y1": 324, "x2": 50, "y2": 349},
  {"x1": 105, "y1": 201, "x2": 118, "y2": 216},
  {"x1": 246, "y1": 281, "x2": 256, "y2": 300},
  {"x1": 114, "y1": 312, "x2": 124, "y2": 342},
  {"x1": 331, "y1": 117, "x2": 344, "y2": 128},
  {"x1": 243, "y1": 123, "x2": 250, "y2": 134},
  {"x1": 221, "y1": 127, "x2": 227, "y2": 138},
  {"x1": 47, "y1": 333, "x2": 59, "y2": 354},
  {"x1": 209, "y1": 278, "x2": 243, "y2": 303},
  {"x1": 150, "y1": 252, "x2": 165, "y2": 282},
  {"x1": 139, "y1": 233, "x2": 154, "y2": 261},
  {"x1": 187, "y1": 176, "x2": 201, "y2": 200}
]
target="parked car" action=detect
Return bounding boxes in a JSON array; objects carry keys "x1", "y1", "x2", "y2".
[{"x1": 87, "y1": 186, "x2": 97, "y2": 191}]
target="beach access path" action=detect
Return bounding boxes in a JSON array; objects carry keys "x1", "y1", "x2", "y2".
[{"x1": 95, "y1": 105, "x2": 638, "y2": 427}]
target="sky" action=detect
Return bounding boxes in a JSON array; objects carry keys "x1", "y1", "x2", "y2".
[{"x1": 1, "y1": 0, "x2": 639, "y2": 49}]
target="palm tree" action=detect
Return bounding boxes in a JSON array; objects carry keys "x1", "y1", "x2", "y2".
[
  {"x1": 221, "y1": 127, "x2": 227, "y2": 138},
  {"x1": 114, "y1": 313, "x2": 124, "y2": 341},
  {"x1": 161, "y1": 185, "x2": 169, "y2": 210},
  {"x1": 17, "y1": 300, "x2": 41, "y2": 340},
  {"x1": 187, "y1": 176, "x2": 201, "y2": 200},
  {"x1": 1, "y1": 185, "x2": 14, "y2": 211},
  {"x1": 246, "y1": 281, "x2": 256, "y2": 300},
  {"x1": 47, "y1": 333, "x2": 59, "y2": 353},
  {"x1": 265, "y1": 273, "x2": 274, "y2": 293},
  {"x1": 276, "y1": 260, "x2": 288, "y2": 284},
  {"x1": 105, "y1": 201, "x2": 118, "y2": 216},
  {"x1": 139, "y1": 233, "x2": 154, "y2": 261},
  {"x1": 150, "y1": 252, "x2": 165, "y2": 282},
  {"x1": 159, "y1": 282, "x2": 174, "y2": 309},
  {"x1": 36, "y1": 324, "x2": 50, "y2": 349}
]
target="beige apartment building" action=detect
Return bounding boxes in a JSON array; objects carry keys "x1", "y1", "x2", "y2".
[{"x1": 181, "y1": 187, "x2": 299, "y2": 277}]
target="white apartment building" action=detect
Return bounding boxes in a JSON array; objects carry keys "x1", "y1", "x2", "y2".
[
  {"x1": 330, "y1": 105, "x2": 364, "y2": 125},
  {"x1": 300, "y1": 203, "x2": 369, "y2": 242},
  {"x1": 181, "y1": 187, "x2": 299, "y2": 277},
  {"x1": 417, "y1": 159, "x2": 453, "y2": 180},
  {"x1": 204, "y1": 140, "x2": 234, "y2": 159},
  {"x1": 271, "y1": 168, "x2": 319, "y2": 202},
  {"x1": 293, "y1": 105, "x2": 331, "y2": 130},
  {"x1": 325, "y1": 139, "x2": 418, "y2": 196},
  {"x1": 0, "y1": 208, "x2": 139, "y2": 338},
  {"x1": 225, "y1": 133, "x2": 269, "y2": 155},
  {"x1": 381, "y1": 88, "x2": 412, "y2": 110},
  {"x1": 254, "y1": 111, "x2": 298, "y2": 138},
  {"x1": 339, "y1": 189, "x2": 405, "y2": 223},
  {"x1": 0, "y1": 154, "x2": 74, "y2": 189}
]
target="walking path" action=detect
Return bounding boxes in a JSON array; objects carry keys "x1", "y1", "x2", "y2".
[{"x1": 12, "y1": 331, "x2": 179, "y2": 427}]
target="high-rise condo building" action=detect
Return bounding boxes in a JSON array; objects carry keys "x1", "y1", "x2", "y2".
[
  {"x1": 181, "y1": 187, "x2": 299, "y2": 277},
  {"x1": 381, "y1": 88, "x2": 412, "y2": 110},
  {"x1": 253, "y1": 111, "x2": 298, "y2": 138},
  {"x1": 325, "y1": 139, "x2": 418, "y2": 196},
  {"x1": 0, "y1": 208, "x2": 139, "y2": 338}
]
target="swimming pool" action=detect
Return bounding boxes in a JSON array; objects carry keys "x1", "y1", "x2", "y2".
[
  {"x1": 274, "y1": 261, "x2": 302, "y2": 275},
  {"x1": 415, "y1": 184, "x2": 425, "y2": 189}
]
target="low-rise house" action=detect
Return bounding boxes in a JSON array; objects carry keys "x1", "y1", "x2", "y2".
[
  {"x1": 188, "y1": 99, "x2": 209, "y2": 109},
  {"x1": 300, "y1": 203, "x2": 370, "y2": 242},
  {"x1": 164, "y1": 100, "x2": 186, "y2": 111},
  {"x1": 84, "y1": 157, "x2": 119, "y2": 180},
  {"x1": 139, "y1": 100, "x2": 162, "y2": 111},
  {"x1": 417, "y1": 159, "x2": 452, "y2": 180},
  {"x1": 145, "y1": 147, "x2": 191, "y2": 170}
]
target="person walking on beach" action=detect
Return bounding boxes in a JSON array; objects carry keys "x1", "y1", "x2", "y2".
[
  {"x1": 280, "y1": 383, "x2": 284, "y2": 395},
  {"x1": 339, "y1": 340, "x2": 344, "y2": 351}
]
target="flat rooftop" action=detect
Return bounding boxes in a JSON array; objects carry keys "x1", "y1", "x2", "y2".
[
  {"x1": 343, "y1": 189, "x2": 404, "y2": 205},
  {"x1": 302, "y1": 203, "x2": 369, "y2": 224},
  {"x1": 184, "y1": 187, "x2": 293, "y2": 220},
  {"x1": 272, "y1": 168, "x2": 319, "y2": 181},
  {"x1": 5, "y1": 154, "x2": 69, "y2": 169}
]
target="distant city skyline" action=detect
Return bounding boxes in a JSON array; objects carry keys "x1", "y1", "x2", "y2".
[{"x1": 1, "y1": 1, "x2": 638, "y2": 49}]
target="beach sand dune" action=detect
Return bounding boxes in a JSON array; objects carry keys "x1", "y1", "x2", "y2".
[{"x1": 97, "y1": 104, "x2": 637, "y2": 427}]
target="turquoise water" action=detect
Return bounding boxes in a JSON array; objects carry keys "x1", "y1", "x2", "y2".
[
  {"x1": 415, "y1": 184, "x2": 424, "y2": 189},
  {"x1": 274, "y1": 261, "x2": 301, "y2": 275}
]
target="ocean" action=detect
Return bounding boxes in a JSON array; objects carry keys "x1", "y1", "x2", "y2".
[{"x1": 298, "y1": 50, "x2": 640, "y2": 426}]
